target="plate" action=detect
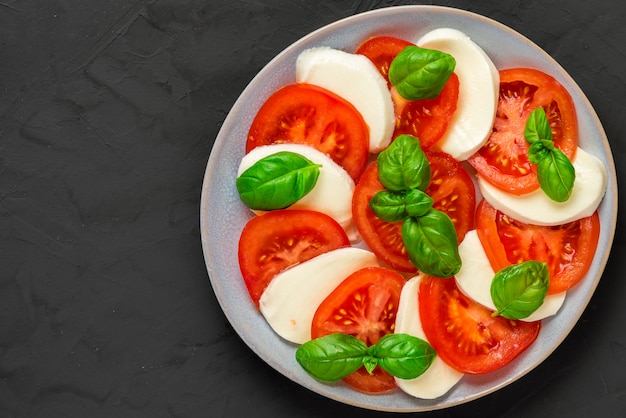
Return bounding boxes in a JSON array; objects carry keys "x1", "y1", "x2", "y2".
[{"x1": 199, "y1": 5, "x2": 617, "y2": 412}]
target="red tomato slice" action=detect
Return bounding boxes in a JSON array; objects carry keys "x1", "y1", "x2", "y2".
[
  {"x1": 352, "y1": 151, "x2": 475, "y2": 272},
  {"x1": 468, "y1": 68, "x2": 578, "y2": 194},
  {"x1": 356, "y1": 35, "x2": 460, "y2": 150},
  {"x1": 311, "y1": 266, "x2": 406, "y2": 393},
  {"x1": 419, "y1": 276, "x2": 541, "y2": 374},
  {"x1": 475, "y1": 199, "x2": 600, "y2": 294},
  {"x1": 392, "y1": 73, "x2": 460, "y2": 149},
  {"x1": 238, "y1": 210, "x2": 350, "y2": 307},
  {"x1": 426, "y1": 151, "x2": 476, "y2": 237},
  {"x1": 355, "y1": 35, "x2": 413, "y2": 85},
  {"x1": 246, "y1": 83, "x2": 369, "y2": 181}
]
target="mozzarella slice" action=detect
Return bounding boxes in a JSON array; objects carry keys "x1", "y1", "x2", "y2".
[
  {"x1": 237, "y1": 143, "x2": 357, "y2": 240},
  {"x1": 417, "y1": 28, "x2": 499, "y2": 161},
  {"x1": 295, "y1": 46, "x2": 395, "y2": 153},
  {"x1": 455, "y1": 230, "x2": 566, "y2": 321},
  {"x1": 394, "y1": 275, "x2": 464, "y2": 399},
  {"x1": 478, "y1": 147, "x2": 608, "y2": 226},
  {"x1": 259, "y1": 247, "x2": 379, "y2": 344}
]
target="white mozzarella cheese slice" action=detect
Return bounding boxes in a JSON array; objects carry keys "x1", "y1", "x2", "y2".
[
  {"x1": 295, "y1": 46, "x2": 395, "y2": 153},
  {"x1": 455, "y1": 230, "x2": 566, "y2": 321},
  {"x1": 237, "y1": 143, "x2": 357, "y2": 240},
  {"x1": 417, "y1": 28, "x2": 499, "y2": 161},
  {"x1": 394, "y1": 275, "x2": 464, "y2": 399},
  {"x1": 259, "y1": 247, "x2": 379, "y2": 344},
  {"x1": 478, "y1": 147, "x2": 608, "y2": 226}
]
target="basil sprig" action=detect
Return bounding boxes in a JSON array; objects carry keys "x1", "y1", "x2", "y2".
[
  {"x1": 377, "y1": 134, "x2": 431, "y2": 191},
  {"x1": 236, "y1": 151, "x2": 321, "y2": 210},
  {"x1": 388, "y1": 45, "x2": 456, "y2": 101},
  {"x1": 296, "y1": 333, "x2": 436, "y2": 382},
  {"x1": 524, "y1": 107, "x2": 576, "y2": 202},
  {"x1": 370, "y1": 135, "x2": 461, "y2": 278},
  {"x1": 491, "y1": 261, "x2": 550, "y2": 320}
]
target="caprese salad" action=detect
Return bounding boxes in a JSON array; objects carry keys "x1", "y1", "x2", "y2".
[{"x1": 232, "y1": 27, "x2": 608, "y2": 399}]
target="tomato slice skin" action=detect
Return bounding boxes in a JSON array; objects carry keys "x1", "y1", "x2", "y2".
[
  {"x1": 419, "y1": 276, "x2": 541, "y2": 374},
  {"x1": 246, "y1": 83, "x2": 369, "y2": 182},
  {"x1": 352, "y1": 151, "x2": 475, "y2": 272},
  {"x1": 311, "y1": 266, "x2": 406, "y2": 393},
  {"x1": 468, "y1": 68, "x2": 578, "y2": 194},
  {"x1": 238, "y1": 210, "x2": 350, "y2": 307},
  {"x1": 475, "y1": 199, "x2": 600, "y2": 294},
  {"x1": 356, "y1": 35, "x2": 460, "y2": 150}
]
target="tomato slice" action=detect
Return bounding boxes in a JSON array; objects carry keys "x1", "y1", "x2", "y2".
[
  {"x1": 311, "y1": 266, "x2": 406, "y2": 393},
  {"x1": 246, "y1": 83, "x2": 369, "y2": 181},
  {"x1": 352, "y1": 151, "x2": 475, "y2": 272},
  {"x1": 475, "y1": 199, "x2": 600, "y2": 294},
  {"x1": 419, "y1": 276, "x2": 541, "y2": 374},
  {"x1": 355, "y1": 35, "x2": 413, "y2": 85},
  {"x1": 238, "y1": 210, "x2": 350, "y2": 307},
  {"x1": 392, "y1": 73, "x2": 460, "y2": 149},
  {"x1": 426, "y1": 151, "x2": 476, "y2": 237},
  {"x1": 356, "y1": 35, "x2": 460, "y2": 150},
  {"x1": 468, "y1": 68, "x2": 578, "y2": 194}
]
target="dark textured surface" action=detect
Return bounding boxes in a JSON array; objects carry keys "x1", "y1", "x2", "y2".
[{"x1": 1, "y1": 1, "x2": 625, "y2": 417}]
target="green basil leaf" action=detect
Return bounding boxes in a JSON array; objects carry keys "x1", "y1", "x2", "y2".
[
  {"x1": 527, "y1": 141, "x2": 552, "y2": 164},
  {"x1": 369, "y1": 189, "x2": 433, "y2": 222},
  {"x1": 236, "y1": 151, "x2": 321, "y2": 210},
  {"x1": 369, "y1": 190, "x2": 408, "y2": 222},
  {"x1": 389, "y1": 46, "x2": 456, "y2": 101},
  {"x1": 537, "y1": 148, "x2": 576, "y2": 202},
  {"x1": 491, "y1": 261, "x2": 550, "y2": 320},
  {"x1": 404, "y1": 189, "x2": 434, "y2": 218},
  {"x1": 524, "y1": 107, "x2": 553, "y2": 144},
  {"x1": 402, "y1": 209, "x2": 461, "y2": 278},
  {"x1": 369, "y1": 334, "x2": 436, "y2": 380},
  {"x1": 362, "y1": 356, "x2": 378, "y2": 375},
  {"x1": 295, "y1": 334, "x2": 368, "y2": 382},
  {"x1": 377, "y1": 134, "x2": 430, "y2": 191}
]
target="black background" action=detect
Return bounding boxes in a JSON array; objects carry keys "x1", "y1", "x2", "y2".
[{"x1": 1, "y1": 1, "x2": 625, "y2": 417}]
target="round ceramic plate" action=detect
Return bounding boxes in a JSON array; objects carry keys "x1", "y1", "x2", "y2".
[{"x1": 200, "y1": 5, "x2": 617, "y2": 412}]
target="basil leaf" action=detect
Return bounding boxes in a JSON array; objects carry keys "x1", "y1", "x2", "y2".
[
  {"x1": 377, "y1": 135, "x2": 430, "y2": 191},
  {"x1": 402, "y1": 209, "x2": 461, "y2": 278},
  {"x1": 537, "y1": 148, "x2": 576, "y2": 203},
  {"x1": 369, "y1": 189, "x2": 433, "y2": 222},
  {"x1": 527, "y1": 140, "x2": 553, "y2": 164},
  {"x1": 389, "y1": 46, "x2": 456, "y2": 101},
  {"x1": 524, "y1": 107, "x2": 553, "y2": 144},
  {"x1": 362, "y1": 356, "x2": 378, "y2": 375},
  {"x1": 491, "y1": 261, "x2": 550, "y2": 320},
  {"x1": 369, "y1": 190, "x2": 407, "y2": 222},
  {"x1": 295, "y1": 334, "x2": 368, "y2": 382},
  {"x1": 404, "y1": 189, "x2": 434, "y2": 218},
  {"x1": 236, "y1": 151, "x2": 321, "y2": 210},
  {"x1": 369, "y1": 334, "x2": 436, "y2": 380}
]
